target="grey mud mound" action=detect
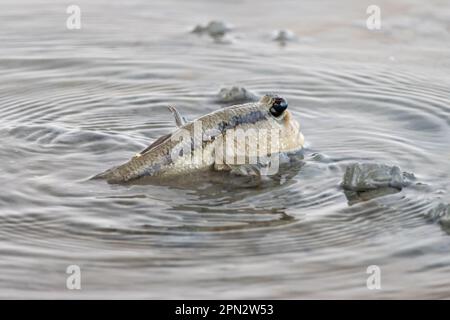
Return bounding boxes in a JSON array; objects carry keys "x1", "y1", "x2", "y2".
[
  {"x1": 217, "y1": 86, "x2": 258, "y2": 103},
  {"x1": 424, "y1": 202, "x2": 450, "y2": 235},
  {"x1": 342, "y1": 163, "x2": 405, "y2": 192},
  {"x1": 192, "y1": 20, "x2": 232, "y2": 38},
  {"x1": 272, "y1": 29, "x2": 296, "y2": 43},
  {"x1": 342, "y1": 163, "x2": 415, "y2": 204},
  {"x1": 425, "y1": 203, "x2": 450, "y2": 226}
]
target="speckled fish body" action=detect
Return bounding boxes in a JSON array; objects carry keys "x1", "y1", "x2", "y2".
[{"x1": 94, "y1": 94, "x2": 304, "y2": 183}]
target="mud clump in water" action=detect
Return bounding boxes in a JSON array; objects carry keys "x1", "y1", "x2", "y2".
[
  {"x1": 272, "y1": 29, "x2": 296, "y2": 44},
  {"x1": 342, "y1": 163, "x2": 406, "y2": 192},
  {"x1": 217, "y1": 86, "x2": 258, "y2": 103},
  {"x1": 425, "y1": 203, "x2": 450, "y2": 227},
  {"x1": 192, "y1": 20, "x2": 232, "y2": 39},
  {"x1": 341, "y1": 163, "x2": 416, "y2": 204}
]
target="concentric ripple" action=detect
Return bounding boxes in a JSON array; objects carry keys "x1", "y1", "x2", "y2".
[{"x1": 0, "y1": 0, "x2": 449, "y2": 299}]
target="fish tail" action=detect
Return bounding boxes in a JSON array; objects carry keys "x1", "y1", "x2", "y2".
[{"x1": 90, "y1": 167, "x2": 123, "y2": 183}]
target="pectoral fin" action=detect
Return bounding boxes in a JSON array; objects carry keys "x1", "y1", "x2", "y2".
[
  {"x1": 168, "y1": 106, "x2": 189, "y2": 128},
  {"x1": 214, "y1": 163, "x2": 262, "y2": 176}
]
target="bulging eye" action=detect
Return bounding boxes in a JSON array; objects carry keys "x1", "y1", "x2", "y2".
[{"x1": 269, "y1": 97, "x2": 288, "y2": 117}]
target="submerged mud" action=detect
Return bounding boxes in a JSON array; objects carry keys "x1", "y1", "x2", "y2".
[{"x1": 0, "y1": 0, "x2": 449, "y2": 299}]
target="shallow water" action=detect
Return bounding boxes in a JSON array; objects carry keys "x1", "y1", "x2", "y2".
[{"x1": 0, "y1": 0, "x2": 449, "y2": 298}]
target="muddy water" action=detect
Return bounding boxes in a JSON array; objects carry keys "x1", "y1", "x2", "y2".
[{"x1": 0, "y1": 0, "x2": 449, "y2": 298}]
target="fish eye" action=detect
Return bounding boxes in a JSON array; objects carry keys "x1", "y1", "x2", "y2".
[{"x1": 269, "y1": 97, "x2": 288, "y2": 117}]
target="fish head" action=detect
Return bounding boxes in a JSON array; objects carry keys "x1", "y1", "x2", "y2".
[{"x1": 258, "y1": 94, "x2": 304, "y2": 151}]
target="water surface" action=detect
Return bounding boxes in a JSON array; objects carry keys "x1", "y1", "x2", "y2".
[{"x1": 0, "y1": 0, "x2": 449, "y2": 298}]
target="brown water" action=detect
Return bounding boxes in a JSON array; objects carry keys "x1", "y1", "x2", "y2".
[{"x1": 0, "y1": 0, "x2": 449, "y2": 299}]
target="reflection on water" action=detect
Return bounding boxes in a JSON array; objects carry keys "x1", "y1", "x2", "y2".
[
  {"x1": 0, "y1": 0, "x2": 449, "y2": 298},
  {"x1": 344, "y1": 187, "x2": 401, "y2": 205}
]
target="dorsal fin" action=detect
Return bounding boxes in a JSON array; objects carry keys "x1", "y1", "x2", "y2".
[
  {"x1": 133, "y1": 106, "x2": 187, "y2": 158},
  {"x1": 136, "y1": 133, "x2": 172, "y2": 157},
  {"x1": 168, "y1": 106, "x2": 188, "y2": 128}
]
